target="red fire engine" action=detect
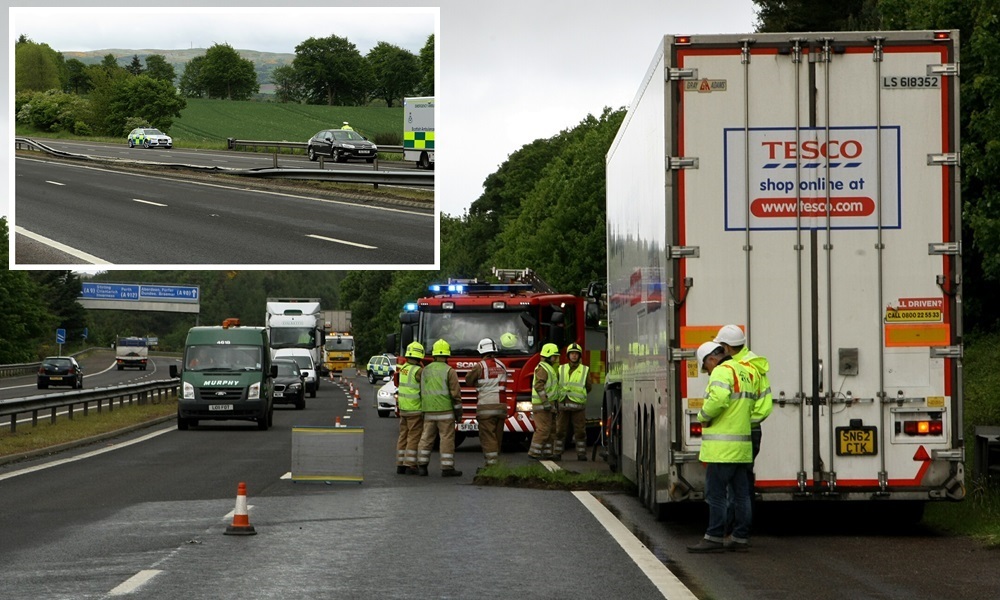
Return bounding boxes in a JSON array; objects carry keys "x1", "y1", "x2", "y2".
[{"x1": 393, "y1": 268, "x2": 595, "y2": 446}]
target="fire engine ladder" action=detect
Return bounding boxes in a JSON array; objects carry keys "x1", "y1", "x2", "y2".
[{"x1": 492, "y1": 267, "x2": 557, "y2": 293}]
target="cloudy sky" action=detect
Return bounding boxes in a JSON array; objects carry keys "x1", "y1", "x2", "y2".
[{"x1": 5, "y1": 0, "x2": 760, "y2": 220}]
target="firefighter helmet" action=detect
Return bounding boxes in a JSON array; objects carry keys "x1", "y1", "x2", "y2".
[
  {"x1": 696, "y1": 341, "x2": 723, "y2": 372},
  {"x1": 540, "y1": 343, "x2": 560, "y2": 358},
  {"x1": 566, "y1": 342, "x2": 583, "y2": 356},
  {"x1": 405, "y1": 341, "x2": 425, "y2": 359},
  {"x1": 432, "y1": 339, "x2": 451, "y2": 357},
  {"x1": 478, "y1": 338, "x2": 498, "y2": 355},
  {"x1": 500, "y1": 332, "x2": 518, "y2": 348}
]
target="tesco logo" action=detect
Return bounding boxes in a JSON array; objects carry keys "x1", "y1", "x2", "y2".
[{"x1": 761, "y1": 139, "x2": 863, "y2": 160}]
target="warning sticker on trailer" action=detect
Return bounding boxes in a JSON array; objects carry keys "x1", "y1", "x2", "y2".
[
  {"x1": 723, "y1": 126, "x2": 901, "y2": 231},
  {"x1": 684, "y1": 78, "x2": 727, "y2": 92},
  {"x1": 885, "y1": 297, "x2": 943, "y2": 323}
]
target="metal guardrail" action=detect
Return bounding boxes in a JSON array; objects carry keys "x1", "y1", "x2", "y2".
[
  {"x1": 0, "y1": 380, "x2": 178, "y2": 433},
  {"x1": 227, "y1": 138, "x2": 404, "y2": 154},
  {"x1": 14, "y1": 137, "x2": 433, "y2": 188}
]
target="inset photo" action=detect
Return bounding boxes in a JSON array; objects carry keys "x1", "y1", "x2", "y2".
[{"x1": 10, "y1": 6, "x2": 437, "y2": 269}]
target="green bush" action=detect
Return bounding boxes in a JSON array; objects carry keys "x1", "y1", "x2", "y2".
[{"x1": 14, "y1": 90, "x2": 90, "y2": 133}]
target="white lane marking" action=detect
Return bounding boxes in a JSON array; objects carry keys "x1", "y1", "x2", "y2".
[
  {"x1": 573, "y1": 491, "x2": 698, "y2": 600},
  {"x1": 0, "y1": 426, "x2": 174, "y2": 481},
  {"x1": 132, "y1": 198, "x2": 168, "y2": 207},
  {"x1": 45, "y1": 180, "x2": 66, "y2": 186},
  {"x1": 108, "y1": 569, "x2": 162, "y2": 596},
  {"x1": 305, "y1": 234, "x2": 377, "y2": 249},
  {"x1": 14, "y1": 226, "x2": 113, "y2": 264}
]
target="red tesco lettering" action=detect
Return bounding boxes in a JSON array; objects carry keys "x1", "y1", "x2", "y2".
[{"x1": 761, "y1": 140, "x2": 863, "y2": 160}]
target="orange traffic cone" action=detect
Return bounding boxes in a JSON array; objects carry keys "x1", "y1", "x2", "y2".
[
  {"x1": 224, "y1": 482, "x2": 257, "y2": 536},
  {"x1": 353, "y1": 389, "x2": 360, "y2": 408},
  {"x1": 335, "y1": 416, "x2": 342, "y2": 427}
]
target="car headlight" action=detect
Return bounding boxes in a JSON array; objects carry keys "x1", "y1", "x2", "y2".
[
  {"x1": 516, "y1": 401, "x2": 533, "y2": 413},
  {"x1": 343, "y1": 143, "x2": 356, "y2": 148},
  {"x1": 288, "y1": 382, "x2": 302, "y2": 391},
  {"x1": 182, "y1": 381, "x2": 195, "y2": 400},
  {"x1": 372, "y1": 145, "x2": 378, "y2": 150},
  {"x1": 248, "y1": 382, "x2": 261, "y2": 400}
]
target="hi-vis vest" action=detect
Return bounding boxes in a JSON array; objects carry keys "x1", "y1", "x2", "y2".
[
  {"x1": 421, "y1": 361, "x2": 455, "y2": 413},
  {"x1": 733, "y1": 346, "x2": 773, "y2": 428},
  {"x1": 697, "y1": 358, "x2": 757, "y2": 463},
  {"x1": 475, "y1": 358, "x2": 507, "y2": 405},
  {"x1": 532, "y1": 361, "x2": 558, "y2": 406},
  {"x1": 397, "y1": 362, "x2": 422, "y2": 414},
  {"x1": 558, "y1": 363, "x2": 590, "y2": 406}
]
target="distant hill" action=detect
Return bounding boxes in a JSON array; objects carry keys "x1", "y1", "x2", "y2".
[{"x1": 59, "y1": 48, "x2": 294, "y2": 90}]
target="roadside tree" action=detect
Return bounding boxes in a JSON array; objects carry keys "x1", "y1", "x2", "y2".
[
  {"x1": 15, "y1": 40, "x2": 62, "y2": 93},
  {"x1": 293, "y1": 35, "x2": 370, "y2": 105},
  {"x1": 201, "y1": 44, "x2": 259, "y2": 100},
  {"x1": 144, "y1": 54, "x2": 176, "y2": 84},
  {"x1": 418, "y1": 34, "x2": 435, "y2": 96},
  {"x1": 366, "y1": 42, "x2": 420, "y2": 107}
]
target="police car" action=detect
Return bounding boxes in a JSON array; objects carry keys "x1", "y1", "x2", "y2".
[
  {"x1": 366, "y1": 353, "x2": 396, "y2": 384},
  {"x1": 127, "y1": 127, "x2": 172, "y2": 149}
]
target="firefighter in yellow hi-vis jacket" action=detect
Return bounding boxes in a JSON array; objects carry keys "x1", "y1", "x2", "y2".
[
  {"x1": 416, "y1": 339, "x2": 463, "y2": 477},
  {"x1": 528, "y1": 343, "x2": 561, "y2": 459},
  {"x1": 395, "y1": 341, "x2": 425, "y2": 475},
  {"x1": 553, "y1": 342, "x2": 591, "y2": 461}
]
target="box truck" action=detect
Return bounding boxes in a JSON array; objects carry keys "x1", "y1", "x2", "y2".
[{"x1": 603, "y1": 31, "x2": 964, "y2": 518}]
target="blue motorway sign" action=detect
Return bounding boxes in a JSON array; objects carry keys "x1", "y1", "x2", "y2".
[
  {"x1": 56, "y1": 328, "x2": 66, "y2": 344},
  {"x1": 81, "y1": 283, "x2": 199, "y2": 303}
]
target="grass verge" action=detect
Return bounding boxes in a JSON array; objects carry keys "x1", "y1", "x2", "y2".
[
  {"x1": 0, "y1": 398, "x2": 177, "y2": 460},
  {"x1": 472, "y1": 462, "x2": 634, "y2": 492}
]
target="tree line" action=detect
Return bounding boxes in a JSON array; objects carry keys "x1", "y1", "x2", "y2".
[
  {"x1": 6, "y1": 0, "x2": 999, "y2": 364},
  {"x1": 13, "y1": 32, "x2": 433, "y2": 138}
]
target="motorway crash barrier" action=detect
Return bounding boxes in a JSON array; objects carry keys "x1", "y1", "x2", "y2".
[
  {"x1": 0, "y1": 380, "x2": 178, "y2": 433},
  {"x1": 291, "y1": 425, "x2": 364, "y2": 483},
  {"x1": 14, "y1": 137, "x2": 432, "y2": 187}
]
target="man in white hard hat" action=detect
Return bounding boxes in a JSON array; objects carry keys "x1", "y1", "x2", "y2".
[
  {"x1": 687, "y1": 341, "x2": 757, "y2": 553},
  {"x1": 713, "y1": 325, "x2": 772, "y2": 473}
]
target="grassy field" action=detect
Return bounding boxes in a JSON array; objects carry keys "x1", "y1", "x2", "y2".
[
  {"x1": 171, "y1": 98, "x2": 404, "y2": 146},
  {"x1": 15, "y1": 98, "x2": 405, "y2": 149}
]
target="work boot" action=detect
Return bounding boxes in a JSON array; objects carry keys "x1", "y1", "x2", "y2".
[
  {"x1": 396, "y1": 466, "x2": 407, "y2": 475},
  {"x1": 686, "y1": 539, "x2": 725, "y2": 553},
  {"x1": 442, "y1": 468, "x2": 463, "y2": 477},
  {"x1": 417, "y1": 464, "x2": 429, "y2": 476},
  {"x1": 577, "y1": 454, "x2": 588, "y2": 462}
]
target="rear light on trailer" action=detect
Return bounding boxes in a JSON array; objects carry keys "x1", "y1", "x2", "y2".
[
  {"x1": 690, "y1": 421, "x2": 702, "y2": 437},
  {"x1": 902, "y1": 419, "x2": 943, "y2": 436}
]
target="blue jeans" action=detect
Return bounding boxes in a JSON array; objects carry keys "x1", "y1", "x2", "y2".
[{"x1": 705, "y1": 462, "x2": 752, "y2": 542}]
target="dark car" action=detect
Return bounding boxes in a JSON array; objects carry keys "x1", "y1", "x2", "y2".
[
  {"x1": 307, "y1": 129, "x2": 378, "y2": 163},
  {"x1": 37, "y1": 356, "x2": 84, "y2": 389},
  {"x1": 272, "y1": 358, "x2": 306, "y2": 410}
]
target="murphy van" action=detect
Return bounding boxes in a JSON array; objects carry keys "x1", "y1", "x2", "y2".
[{"x1": 170, "y1": 318, "x2": 275, "y2": 430}]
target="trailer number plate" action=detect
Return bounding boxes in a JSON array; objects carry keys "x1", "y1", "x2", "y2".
[
  {"x1": 836, "y1": 426, "x2": 877, "y2": 456},
  {"x1": 882, "y1": 76, "x2": 939, "y2": 89},
  {"x1": 209, "y1": 404, "x2": 234, "y2": 411}
]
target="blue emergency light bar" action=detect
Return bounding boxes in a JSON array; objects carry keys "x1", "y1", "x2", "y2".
[
  {"x1": 428, "y1": 282, "x2": 534, "y2": 294},
  {"x1": 403, "y1": 302, "x2": 418, "y2": 312}
]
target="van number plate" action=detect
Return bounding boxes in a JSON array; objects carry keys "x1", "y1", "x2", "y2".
[
  {"x1": 209, "y1": 404, "x2": 233, "y2": 411},
  {"x1": 836, "y1": 426, "x2": 877, "y2": 456}
]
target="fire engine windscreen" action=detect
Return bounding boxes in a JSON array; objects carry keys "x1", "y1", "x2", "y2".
[
  {"x1": 269, "y1": 328, "x2": 317, "y2": 349},
  {"x1": 420, "y1": 312, "x2": 535, "y2": 355},
  {"x1": 185, "y1": 345, "x2": 262, "y2": 371}
]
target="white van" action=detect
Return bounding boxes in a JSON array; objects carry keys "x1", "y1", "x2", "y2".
[{"x1": 273, "y1": 348, "x2": 319, "y2": 398}]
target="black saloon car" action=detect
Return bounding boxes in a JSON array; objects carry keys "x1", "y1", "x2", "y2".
[
  {"x1": 307, "y1": 129, "x2": 378, "y2": 163},
  {"x1": 37, "y1": 356, "x2": 84, "y2": 389},
  {"x1": 272, "y1": 358, "x2": 306, "y2": 410}
]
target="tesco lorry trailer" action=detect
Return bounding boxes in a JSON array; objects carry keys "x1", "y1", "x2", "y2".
[{"x1": 603, "y1": 31, "x2": 964, "y2": 518}]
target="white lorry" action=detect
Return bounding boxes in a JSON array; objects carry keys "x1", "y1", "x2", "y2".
[
  {"x1": 115, "y1": 336, "x2": 148, "y2": 370},
  {"x1": 604, "y1": 31, "x2": 964, "y2": 518},
  {"x1": 265, "y1": 298, "x2": 326, "y2": 379},
  {"x1": 403, "y1": 96, "x2": 434, "y2": 169}
]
